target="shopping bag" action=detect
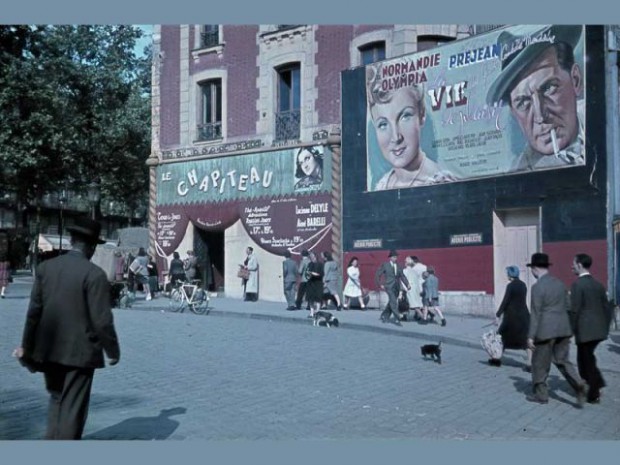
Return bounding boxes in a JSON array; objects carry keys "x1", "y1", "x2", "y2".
[{"x1": 481, "y1": 330, "x2": 503, "y2": 359}]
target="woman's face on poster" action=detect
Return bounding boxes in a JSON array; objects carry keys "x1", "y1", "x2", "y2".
[
  {"x1": 370, "y1": 87, "x2": 424, "y2": 170},
  {"x1": 297, "y1": 149, "x2": 317, "y2": 177}
]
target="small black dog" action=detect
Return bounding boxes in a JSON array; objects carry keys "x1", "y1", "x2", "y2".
[
  {"x1": 421, "y1": 341, "x2": 442, "y2": 364},
  {"x1": 313, "y1": 310, "x2": 339, "y2": 328}
]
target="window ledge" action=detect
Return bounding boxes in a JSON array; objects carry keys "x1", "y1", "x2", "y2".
[
  {"x1": 260, "y1": 25, "x2": 311, "y2": 43},
  {"x1": 191, "y1": 43, "x2": 225, "y2": 60},
  {"x1": 193, "y1": 137, "x2": 225, "y2": 146}
]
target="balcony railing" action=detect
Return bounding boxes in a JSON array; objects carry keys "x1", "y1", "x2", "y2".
[
  {"x1": 197, "y1": 122, "x2": 223, "y2": 142},
  {"x1": 275, "y1": 110, "x2": 300, "y2": 141},
  {"x1": 474, "y1": 25, "x2": 504, "y2": 35},
  {"x1": 201, "y1": 30, "x2": 219, "y2": 48}
]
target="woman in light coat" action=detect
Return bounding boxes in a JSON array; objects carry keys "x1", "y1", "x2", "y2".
[
  {"x1": 343, "y1": 257, "x2": 365, "y2": 309},
  {"x1": 402, "y1": 256, "x2": 424, "y2": 319},
  {"x1": 241, "y1": 246, "x2": 259, "y2": 302}
]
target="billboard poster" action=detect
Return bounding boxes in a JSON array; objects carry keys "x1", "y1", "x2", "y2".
[
  {"x1": 155, "y1": 145, "x2": 332, "y2": 256},
  {"x1": 366, "y1": 25, "x2": 586, "y2": 191}
]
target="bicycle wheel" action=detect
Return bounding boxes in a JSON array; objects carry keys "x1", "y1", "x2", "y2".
[
  {"x1": 190, "y1": 294, "x2": 209, "y2": 315},
  {"x1": 168, "y1": 289, "x2": 185, "y2": 313}
]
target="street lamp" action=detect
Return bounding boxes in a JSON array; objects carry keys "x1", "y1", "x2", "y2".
[
  {"x1": 87, "y1": 182, "x2": 100, "y2": 220},
  {"x1": 58, "y1": 189, "x2": 66, "y2": 253}
]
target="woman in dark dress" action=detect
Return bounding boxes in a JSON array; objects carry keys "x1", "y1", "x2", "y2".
[
  {"x1": 490, "y1": 265, "x2": 532, "y2": 368},
  {"x1": 305, "y1": 251, "x2": 324, "y2": 318}
]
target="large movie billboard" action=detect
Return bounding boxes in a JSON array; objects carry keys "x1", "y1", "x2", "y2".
[
  {"x1": 366, "y1": 25, "x2": 586, "y2": 191},
  {"x1": 155, "y1": 146, "x2": 332, "y2": 256}
]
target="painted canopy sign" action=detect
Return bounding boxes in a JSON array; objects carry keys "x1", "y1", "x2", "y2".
[
  {"x1": 366, "y1": 25, "x2": 587, "y2": 192},
  {"x1": 156, "y1": 146, "x2": 332, "y2": 256}
]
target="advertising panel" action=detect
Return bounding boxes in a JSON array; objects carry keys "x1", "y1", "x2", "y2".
[
  {"x1": 366, "y1": 25, "x2": 586, "y2": 191},
  {"x1": 156, "y1": 146, "x2": 332, "y2": 256}
]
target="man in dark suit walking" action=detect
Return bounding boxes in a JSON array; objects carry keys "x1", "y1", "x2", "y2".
[
  {"x1": 525, "y1": 253, "x2": 587, "y2": 408},
  {"x1": 570, "y1": 253, "x2": 610, "y2": 404},
  {"x1": 282, "y1": 250, "x2": 298, "y2": 310},
  {"x1": 375, "y1": 249, "x2": 410, "y2": 326},
  {"x1": 13, "y1": 217, "x2": 121, "y2": 439}
]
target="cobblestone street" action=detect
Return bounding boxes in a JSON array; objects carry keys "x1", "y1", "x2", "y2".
[{"x1": 1, "y1": 277, "x2": 619, "y2": 440}]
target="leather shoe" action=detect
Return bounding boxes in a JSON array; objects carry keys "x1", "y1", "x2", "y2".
[
  {"x1": 525, "y1": 395, "x2": 548, "y2": 405},
  {"x1": 576, "y1": 385, "x2": 587, "y2": 409}
]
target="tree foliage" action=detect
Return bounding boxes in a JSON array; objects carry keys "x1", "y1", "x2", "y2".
[{"x1": 0, "y1": 25, "x2": 151, "y2": 211}]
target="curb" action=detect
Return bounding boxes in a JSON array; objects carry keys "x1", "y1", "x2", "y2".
[{"x1": 128, "y1": 303, "x2": 482, "y2": 350}]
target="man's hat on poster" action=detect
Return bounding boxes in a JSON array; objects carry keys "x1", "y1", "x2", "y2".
[
  {"x1": 526, "y1": 252, "x2": 552, "y2": 268},
  {"x1": 66, "y1": 217, "x2": 106, "y2": 244},
  {"x1": 388, "y1": 249, "x2": 399, "y2": 258},
  {"x1": 486, "y1": 25, "x2": 583, "y2": 106}
]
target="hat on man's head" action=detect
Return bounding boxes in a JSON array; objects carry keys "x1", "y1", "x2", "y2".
[
  {"x1": 388, "y1": 249, "x2": 399, "y2": 258},
  {"x1": 486, "y1": 25, "x2": 583, "y2": 106},
  {"x1": 526, "y1": 253, "x2": 552, "y2": 268},
  {"x1": 66, "y1": 217, "x2": 106, "y2": 244}
]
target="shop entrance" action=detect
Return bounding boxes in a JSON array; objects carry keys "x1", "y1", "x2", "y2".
[
  {"x1": 493, "y1": 209, "x2": 539, "y2": 308},
  {"x1": 194, "y1": 229, "x2": 225, "y2": 292}
]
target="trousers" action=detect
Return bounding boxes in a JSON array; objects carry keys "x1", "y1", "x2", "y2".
[
  {"x1": 43, "y1": 363, "x2": 95, "y2": 439},
  {"x1": 577, "y1": 340, "x2": 606, "y2": 399},
  {"x1": 531, "y1": 336, "x2": 584, "y2": 400}
]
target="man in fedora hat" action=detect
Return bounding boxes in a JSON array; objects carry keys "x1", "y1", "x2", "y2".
[
  {"x1": 486, "y1": 25, "x2": 585, "y2": 172},
  {"x1": 375, "y1": 249, "x2": 410, "y2": 326},
  {"x1": 13, "y1": 216, "x2": 121, "y2": 439},
  {"x1": 570, "y1": 253, "x2": 611, "y2": 404},
  {"x1": 525, "y1": 252, "x2": 587, "y2": 408}
]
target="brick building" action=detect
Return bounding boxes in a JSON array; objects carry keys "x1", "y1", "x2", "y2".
[
  {"x1": 149, "y1": 25, "x2": 618, "y2": 310},
  {"x1": 149, "y1": 25, "x2": 470, "y2": 302}
]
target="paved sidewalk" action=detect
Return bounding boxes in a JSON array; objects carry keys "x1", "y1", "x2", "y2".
[
  {"x1": 7, "y1": 272, "x2": 620, "y2": 374},
  {"x1": 2, "y1": 274, "x2": 620, "y2": 441},
  {"x1": 126, "y1": 288, "x2": 619, "y2": 374}
]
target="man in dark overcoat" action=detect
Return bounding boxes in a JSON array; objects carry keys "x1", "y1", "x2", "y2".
[
  {"x1": 570, "y1": 253, "x2": 611, "y2": 404},
  {"x1": 13, "y1": 217, "x2": 121, "y2": 439},
  {"x1": 375, "y1": 249, "x2": 410, "y2": 326},
  {"x1": 526, "y1": 253, "x2": 587, "y2": 407}
]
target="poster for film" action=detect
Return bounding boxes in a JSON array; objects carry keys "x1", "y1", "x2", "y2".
[
  {"x1": 366, "y1": 25, "x2": 586, "y2": 192},
  {"x1": 155, "y1": 145, "x2": 332, "y2": 256}
]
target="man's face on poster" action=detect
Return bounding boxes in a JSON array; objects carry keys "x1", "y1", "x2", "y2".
[{"x1": 508, "y1": 46, "x2": 582, "y2": 155}]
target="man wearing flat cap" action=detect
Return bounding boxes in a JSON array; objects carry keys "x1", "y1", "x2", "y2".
[
  {"x1": 14, "y1": 217, "x2": 121, "y2": 439},
  {"x1": 375, "y1": 249, "x2": 410, "y2": 326},
  {"x1": 487, "y1": 25, "x2": 585, "y2": 172},
  {"x1": 525, "y1": 252, "x2": 587, "y2": 407}
]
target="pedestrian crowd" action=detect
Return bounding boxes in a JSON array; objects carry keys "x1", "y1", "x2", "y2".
[{"x1": 8, "y1": 218, "x2": 615, "y2": 440}]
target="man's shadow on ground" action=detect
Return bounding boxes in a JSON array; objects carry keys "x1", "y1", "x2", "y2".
[
  {"x1": 84, "y1": 407, "x2": 187, "y2": 440},
  {"x1": 509, "y1": 374, "x2": 580, "y2": 408},
  {"x1": 608, "y1": 333, "x2": 620, "y2": 355}
]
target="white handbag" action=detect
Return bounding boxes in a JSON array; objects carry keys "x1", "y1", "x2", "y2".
[{"x1": 481, "y1": 330, "x2": 503, "y2": 359}]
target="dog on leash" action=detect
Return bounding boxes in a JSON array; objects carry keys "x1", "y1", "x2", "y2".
[
  {"x1": 313, "y1": 310, "x2": 339, "y2": 328},
  {"x1": 421, "y1": 341, "x2": 442, "y2": 364}
]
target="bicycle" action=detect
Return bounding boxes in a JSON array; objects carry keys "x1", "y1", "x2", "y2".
[{"x1": 168, "y1": 279, "x2": 210, "y2": 315}]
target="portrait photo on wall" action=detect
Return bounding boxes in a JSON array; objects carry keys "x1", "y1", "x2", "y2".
[
  {"x1": 294, "y1": 145, "x2": 324, "y2": 191},
  {"x1": 365, "y1": 25, "x2": 587, "y2": 192}
]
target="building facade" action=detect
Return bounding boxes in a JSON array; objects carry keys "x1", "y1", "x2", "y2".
[
  {"x1": 342, "y1": 25, "x2": 613, "y2": 313},
  {"x1": 150, "y1": 24, "x2": 470, "y2": 301},
  {"x1": 150, "y1": 24, "x2": 617, "y2": 310}
]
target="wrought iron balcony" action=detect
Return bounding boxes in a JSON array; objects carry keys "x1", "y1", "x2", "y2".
[
  {"x1": 197, "y1": 122, "x2": 223, "y2": 142},
  {"x1": 201, "y1": 30, "x2": 219, "y2": 48},
  {"x1": 274, "y1": 110, "x2": 300, "y2": 141}
]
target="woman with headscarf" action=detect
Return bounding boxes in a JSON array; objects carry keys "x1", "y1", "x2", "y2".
[{"x1": 490, "y1": 265, "x2": 532, "y2": 368}]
